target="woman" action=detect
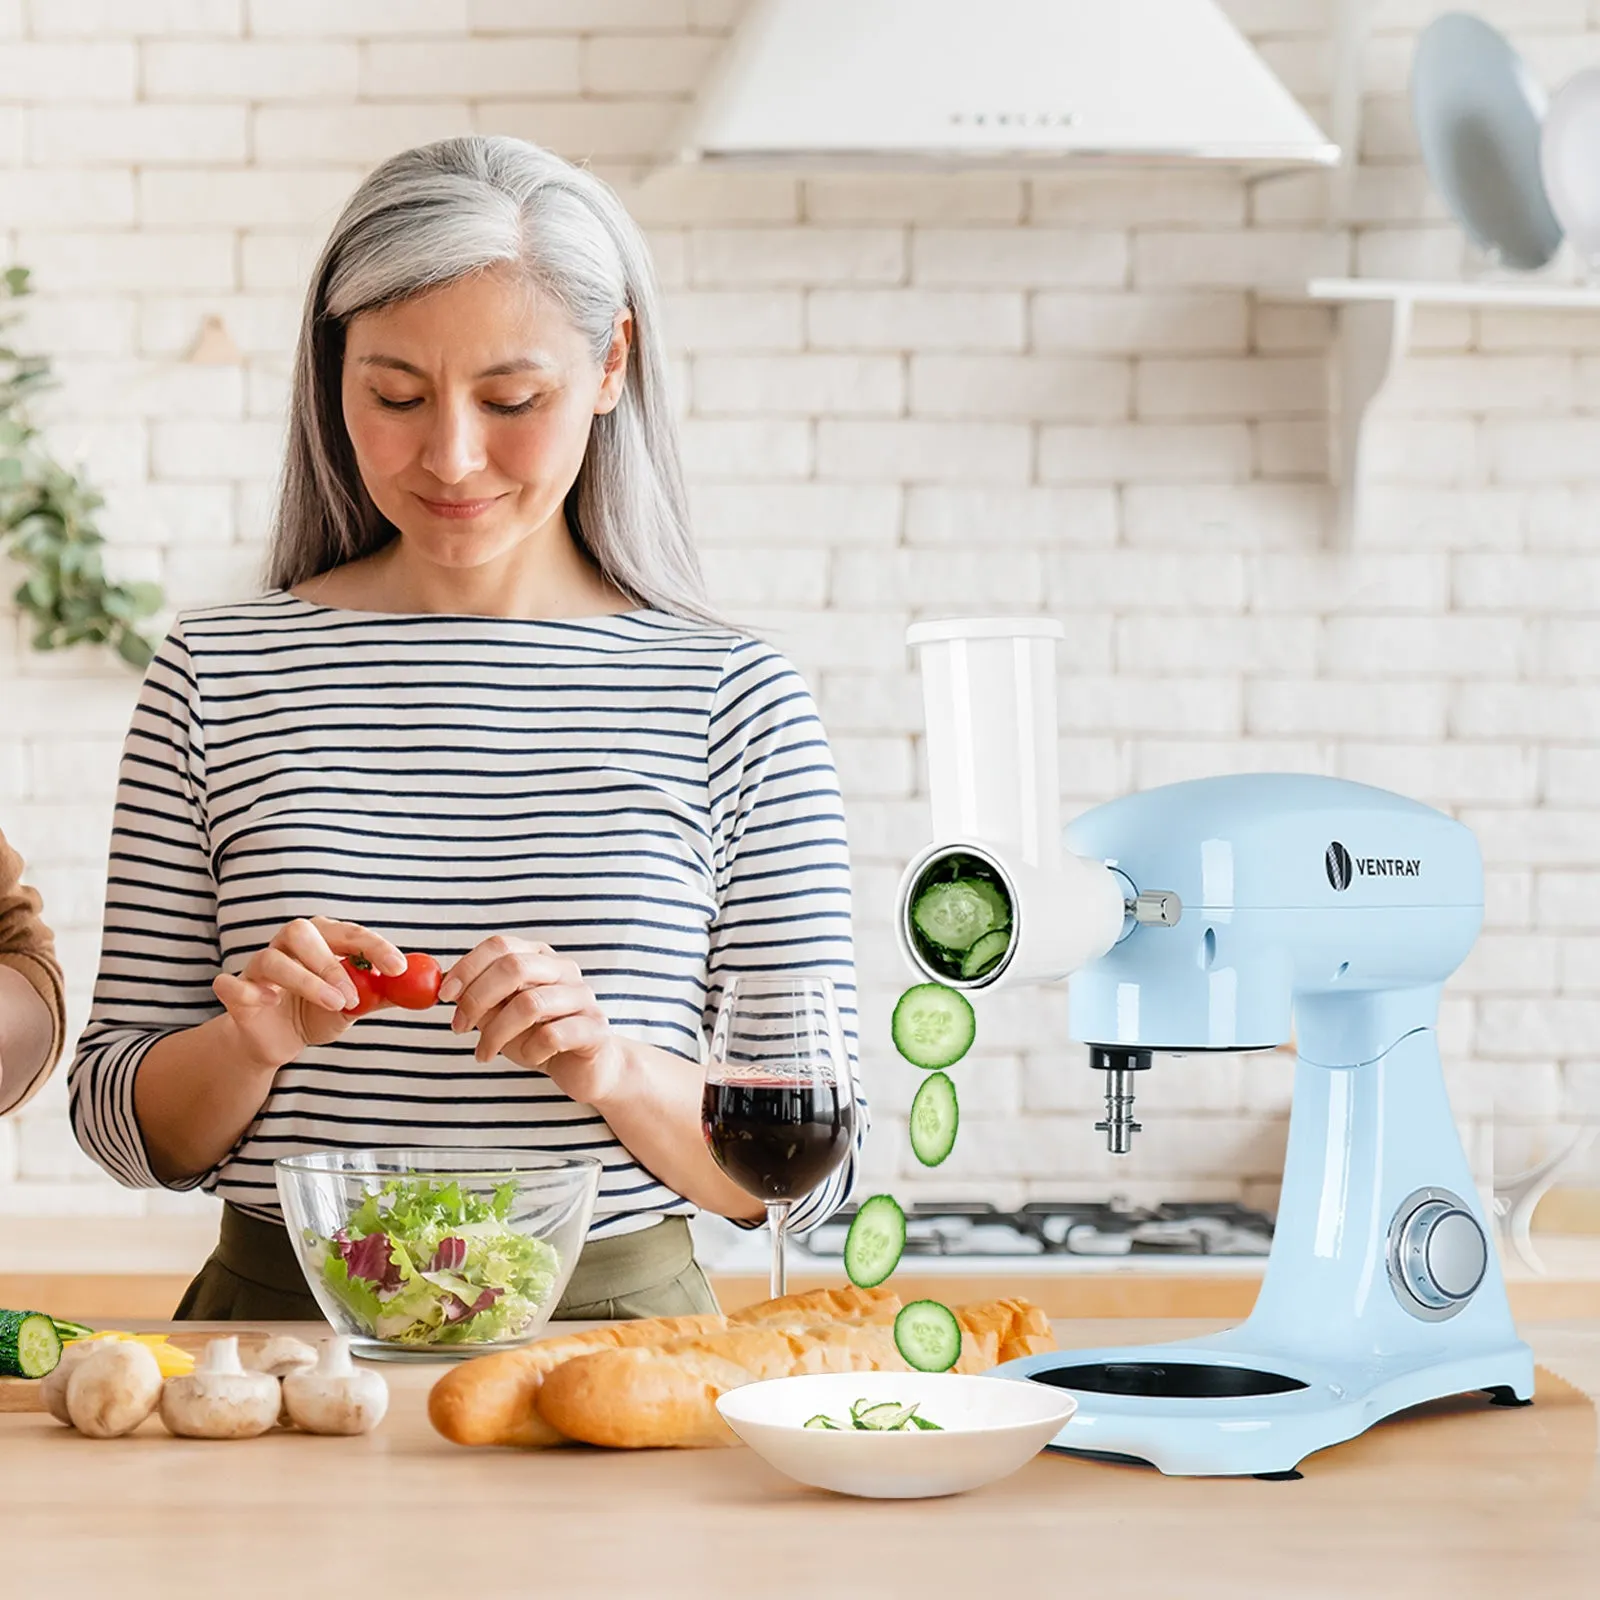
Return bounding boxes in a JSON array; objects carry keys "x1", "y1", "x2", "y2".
[
  {"x1": 70, "y1": 135, "x2": 863, "y2": 1322},
  {"x1": 0, "y1": 830, "x2": 65, "y2": 1116}
]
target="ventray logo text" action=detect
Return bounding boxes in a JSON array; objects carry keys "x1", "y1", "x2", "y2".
[{"x1": 1325, "y1": 842, "x2": 1421, "y2": 891}]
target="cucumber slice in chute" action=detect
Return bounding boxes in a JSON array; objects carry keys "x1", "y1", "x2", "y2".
[
  {"x1": 959, "y1": 928, "x2": 1011, "y2": 980},
  {"x1": 891, "y1": 983, "x2": 975, "y2": 1071},
  {"x1": 912, "y1": 879, "x2": 1008, "y2": 954},
  {"x1": 909, "y1": 1071, "x2": 959, "y2": 1168},
  {"x1": 842, "y1": 1194, "x2": 906, "y2": 1288},
  {"x1": 894, "y1": 1300, "x2": 962, "y2": 1374}
]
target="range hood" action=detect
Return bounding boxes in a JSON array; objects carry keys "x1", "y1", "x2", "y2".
[{"x1": 672, "y1": 0, "x2": 1337, "y2": 169}]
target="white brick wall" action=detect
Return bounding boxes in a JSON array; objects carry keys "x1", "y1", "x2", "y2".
[{"x1": 1, "y1": 0, "x2": 1597, "y2": 1229}]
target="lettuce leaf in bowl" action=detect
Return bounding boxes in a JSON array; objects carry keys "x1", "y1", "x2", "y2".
[{"x1": 308, "y1": 1176, "x2": 560, "y2": 1346}]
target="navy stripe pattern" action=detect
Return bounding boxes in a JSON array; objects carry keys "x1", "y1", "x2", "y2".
[{"x1": 69, "y1": 593, "x2": 865, "y2": 1240}]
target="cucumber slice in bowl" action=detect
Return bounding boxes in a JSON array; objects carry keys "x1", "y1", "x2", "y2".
[
  {"x1": 0, "y1": 1309, "x2": 63, "y2": 1378},
  {"x1": 853, "y1": 1400, "x2": 913, "y2": 1430},
  {"x1": 843, "y1": 1194, "x2": 906, "y2": 1288},
  {"x1": 895, "y1": 1300, "x2": 963, "y2": 1374},
  {"x1": 892, "y1": 983, "x2": 975, "y2": 1071},
  {"x1": 909, "y1": 1071, "x2": 959, "y2": 1167}
]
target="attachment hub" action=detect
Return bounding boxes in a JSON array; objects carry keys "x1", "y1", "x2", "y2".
[{"x1": 1090, "y1": 1045, "x2": 1152, "y2": 1155}]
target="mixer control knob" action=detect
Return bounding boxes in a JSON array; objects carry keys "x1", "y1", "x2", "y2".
[
  {"x1": 1387, "y1": 1188, "x2": 1488, "y2": 1321},
  {"x1": 1129, "y1": 890, "x2": 1182, "y2": 927}
]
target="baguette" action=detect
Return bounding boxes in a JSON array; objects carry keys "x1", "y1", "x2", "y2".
[
  {"x1": 964, "y1": 1296, "x2": 1056, "y2": 1365},
  {"x1": 428, "y1": 1284, "x2": 902, "y2": 1448},
  {"x1": 536, "y1": 1299, "x2": 1035, "y2": 1450},
  {"x1": 730, "y1": 1284, "x2": 901, "y2": 1326},
  {"x1": 428, "y1": 1314, "x2": 723, "y2": 1448},
  {"x1": 726, "y1": 1286, "x2": 902, "y2": 1324},
  {"x1": 537, "y1": 1323, "x2": 915, "y2": 1449},
  {"x1": 996, "y1": 1298, "x2": 1054, "y2": 1362}
]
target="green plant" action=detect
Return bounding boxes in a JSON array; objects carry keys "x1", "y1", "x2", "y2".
[{"x1": 0, "y1": 266, "x2": 163, "y2": 668}]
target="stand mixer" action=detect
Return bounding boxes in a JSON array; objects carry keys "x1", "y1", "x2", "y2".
[{"x1": 894, "y1": 618, "x2": 1534, "y2": 1478}]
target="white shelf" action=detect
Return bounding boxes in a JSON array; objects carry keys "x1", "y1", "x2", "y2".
[
  {"x1": 1304, "y1": 279, "x2": 1600, "y2": 542},
  {"x1": 1309, "y1": 277, "x2": 1600, "y2": 310}
]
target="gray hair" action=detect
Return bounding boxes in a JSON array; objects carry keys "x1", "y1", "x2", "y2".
[{"x1": 268, "y1": 135, "x2": 718, "y2": 626}]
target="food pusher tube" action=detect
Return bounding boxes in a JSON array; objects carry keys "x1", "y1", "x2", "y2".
[{"x1": 898, "y1": 618, "x2": 1125, "y2": 990}]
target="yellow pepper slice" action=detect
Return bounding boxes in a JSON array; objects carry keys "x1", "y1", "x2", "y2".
[{"x1": 70, "y1": 1330, "x2": 196, "y2": 1377}]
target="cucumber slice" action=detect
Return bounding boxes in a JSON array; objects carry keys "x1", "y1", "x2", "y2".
[
  {"x1": 910, "y1": 1413, "x2": 944, "y2": 1431},
  {"x1": 895, "y1": 1300, "x2": 963, "y2": 1373},
  {"x1": 912, "y1": 879, "x2": 1007, "y2": 954},
  {"x1": 891, "y1": 983, "x2": 975, "y2": 1070},
  {"x1": 0, "y1": 1309, "x2": 63, "y2": 1378},
  {"x1": 959, "y1": 928, "x2": 1011, "y2": 980},
  {"x1": 854, "y1": 1401, "x2": 913, "y2": 1430},
  {"x1": 804, "y1": 1414, "x2": 840, "y2": 1430},
  {"x1": 842, "y1": 1194, "x2": 906, "y2": 1288},
  {"x1": 909, "y1": 1071, "x2": 959, "y2": 1168}
]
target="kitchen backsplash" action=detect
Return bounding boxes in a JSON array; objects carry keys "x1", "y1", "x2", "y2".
[{"x1": 2, "y1": 0, "x2": 1597, "y2": 1226}]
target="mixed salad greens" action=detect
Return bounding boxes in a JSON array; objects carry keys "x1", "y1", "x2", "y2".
[{"x1": 308, "y1": 1177, "x2": 560, "y2": 1346}]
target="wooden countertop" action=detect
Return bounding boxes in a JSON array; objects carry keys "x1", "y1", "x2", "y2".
[{"x1": 2, "y1": 1318, "x2": 1597, "y2": 1599}]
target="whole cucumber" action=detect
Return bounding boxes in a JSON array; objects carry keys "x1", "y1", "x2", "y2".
[{"x1": 0, "y1": 1308, "x2": 64, "y2": 1378}]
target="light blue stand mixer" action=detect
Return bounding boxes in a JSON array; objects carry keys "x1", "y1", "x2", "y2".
[{"x1": 894, "y1": 618, "x2": 1534, "y2": 1478}]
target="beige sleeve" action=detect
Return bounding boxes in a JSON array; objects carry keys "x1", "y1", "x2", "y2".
[{"x1": 0, "y1": 829, "x2": 67, "y2": 1114}]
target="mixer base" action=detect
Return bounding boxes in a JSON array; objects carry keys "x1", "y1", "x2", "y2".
[{"x1": 997, "y1": 1335, "x2": 1536, "y2": 1477}]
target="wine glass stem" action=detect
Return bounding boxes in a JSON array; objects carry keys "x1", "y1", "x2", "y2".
[{"x1": 766, "y1": 1201, "x2": 792, "y2": 1300}]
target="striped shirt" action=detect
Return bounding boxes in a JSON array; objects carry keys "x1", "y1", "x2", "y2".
[{"x1": 70, "y1": 593, "x2": 864, "y2": 1240}]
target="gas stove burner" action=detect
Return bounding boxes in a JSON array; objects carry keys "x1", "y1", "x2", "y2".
[
  {"x1": 800, "y1": 1199, "x2": 1274, "y2": 1259},
  {"x1": 1019, "y1": 1201, "x2": 1274, "y2": 1257}
]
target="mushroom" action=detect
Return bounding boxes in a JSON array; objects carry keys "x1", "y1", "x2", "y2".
[
  {"x1": 65, "y1": 1341, "x2": 164, "y2": 1438},
  {"x1": 158, "y1": 1336, "x2": 281, "y2": 1440},
  {"x1": 245, "y1": 1335, "x2": 318, "y2": 1379},
  {"x1": 41, "y1": 1339, "x2": 105, "y2": 1426},
  {"x1": 243, "y1": 1335, "x2": 318, "y2": 1427},
  {"x1": 281, "y1": 1337, "x2": 389, "y2": 1436}
]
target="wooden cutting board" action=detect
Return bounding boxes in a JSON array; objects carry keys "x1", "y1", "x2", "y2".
[{"x1": 0, "y1": 1329, "x2": 279, "y2": 1414}]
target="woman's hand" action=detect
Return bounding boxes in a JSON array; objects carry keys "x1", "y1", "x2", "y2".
[
  {"x1": 441, "y1": 936, "x2": 626, "y2": 1107},
  {"x1": 213, "y1": 917, "x2": 408, "y2": 1073}
]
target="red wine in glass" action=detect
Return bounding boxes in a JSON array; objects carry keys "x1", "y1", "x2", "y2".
[
  {"x1": 703, "y1": 974, "x2": 856, "y2": 1298},
  {"x1": 701, "y1": 1074, "x2": 856, "y2": 1203}
]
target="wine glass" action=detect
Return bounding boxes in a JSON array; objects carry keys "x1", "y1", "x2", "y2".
[{"x1": 702, "y1": 974, "x2": 857, "y2": 1299}]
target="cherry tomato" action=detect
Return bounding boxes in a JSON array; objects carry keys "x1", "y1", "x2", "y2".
[
  {"x1": 340, "y1": 954, "x2": 386, "y2": 1017},
  {"x1": 382, "y1": 952, "x2": 443, "y2": 1011}
]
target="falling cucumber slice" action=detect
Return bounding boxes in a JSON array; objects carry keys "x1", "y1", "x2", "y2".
[
  {"x1": 842, "y1": 1194, "x2": 906, "y2": 1289},
  {"x1": 891, "y1": 983, "x2": 975, "y2": 1071},
  {"x1": 909, "y1": 1071, "x2": 959, "y2": 1168},
  {"x1": 959, "y1": 928, "x2": 1011, "y2": 980},
  {"x1": 895, "y1": 1300, "x2": 963, "y2": 1374}
]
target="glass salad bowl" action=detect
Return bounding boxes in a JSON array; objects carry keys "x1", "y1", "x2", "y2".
[{"x1": 276, "y1": 1149, "x2": 600, "y2": 1362}]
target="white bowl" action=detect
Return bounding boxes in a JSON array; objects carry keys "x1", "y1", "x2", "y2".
[{"x1": 714, "y1": 1370, "x2": 1076, "y2": 1500}]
